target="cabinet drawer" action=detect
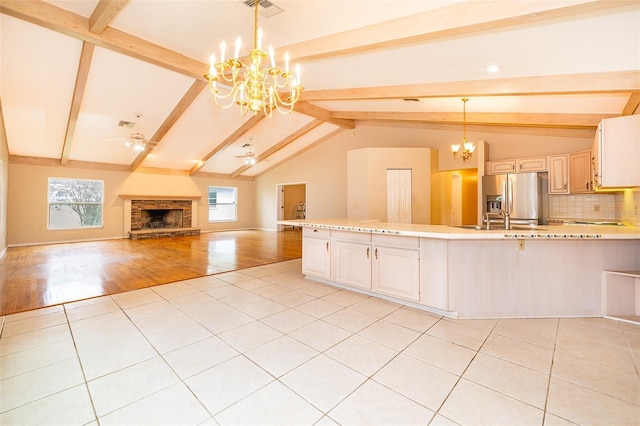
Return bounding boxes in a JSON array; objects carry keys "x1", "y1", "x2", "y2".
[
  {"x1": 303, "y1": 227, "x2": 331, "y2": 238},
  {"x1": 373, "y1": 234, "x2": 420, "y2": 249},
  {"x1": 332, "y1": 230, "x2": 371, "y2": 243}
]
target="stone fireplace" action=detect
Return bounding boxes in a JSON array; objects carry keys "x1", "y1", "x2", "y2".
[
  {"x1": 131, "y1": 200, "x2": 191, "y2": 230},
  {"x1": 120, "y1": 195, "x2": 201, "y2": 239}
]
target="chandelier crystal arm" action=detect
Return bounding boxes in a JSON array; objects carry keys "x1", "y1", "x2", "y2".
[{"x1": 204, "y1": 0, "x2": 303, "y2": 117}]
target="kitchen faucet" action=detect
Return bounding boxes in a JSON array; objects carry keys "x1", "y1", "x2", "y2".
[{"x1": 500, "y1": 210, "x2": 511, "y2": 230}]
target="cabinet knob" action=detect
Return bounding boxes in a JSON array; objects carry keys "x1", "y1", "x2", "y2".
[
  {"x1": 366, "y1": 247, "x2": 370, "y2": 258},
  {"x1": 563, "y1": 184, "x2": 567, "y2": 190},
  {"x1": 585, "y1": 182, "x2": 589, "y2": 190},
  {"x1": 375, "y1": 248, "x2": 378, "y2": 260},
  {"x1": 326, "y1": 242, "x2": 329, "y2": 252}
]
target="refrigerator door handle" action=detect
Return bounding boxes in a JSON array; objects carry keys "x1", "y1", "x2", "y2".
[
  {"x1": 503, "y1": 179, "x2": 508, "y2": 213},
  {"x1": 509, "y1": 178, "x2": 514, "y2": 213}
]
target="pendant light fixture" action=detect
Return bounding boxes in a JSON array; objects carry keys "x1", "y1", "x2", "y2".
[{"x1": 451, "y1": 98, "x2": 475, "y2": 162}]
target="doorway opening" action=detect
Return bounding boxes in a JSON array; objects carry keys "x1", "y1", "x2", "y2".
[{"x1": 276, "y1": 182, "x2": 307, "y2": 231}]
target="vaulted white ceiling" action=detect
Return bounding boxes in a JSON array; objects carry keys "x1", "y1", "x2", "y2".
[{"x1": 1, "y1": 0, "x2": 638, "y2": 179}]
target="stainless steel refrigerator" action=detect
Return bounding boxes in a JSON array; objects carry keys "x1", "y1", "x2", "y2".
[{"x1": 482, "y1": 172, "x2": 547, "y2": 225}]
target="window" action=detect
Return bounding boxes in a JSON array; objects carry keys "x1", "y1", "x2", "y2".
[
  {"x1": 208, "y1": 186, "x2": 237, "y2": 222},
  {"x1": 48, "y1": 178, "x2": 104, "y2": 229}
]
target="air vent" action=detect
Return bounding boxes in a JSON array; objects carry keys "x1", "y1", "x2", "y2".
[
  {"x1": 403, "y1": 98, "x2": 421, "y2": 103},
  {"x1": 118, "y1": 120, "x2": 136, "y2": 128},
  {"x1": 239, "y1": 0, "x2": 284, "y2": 18}
]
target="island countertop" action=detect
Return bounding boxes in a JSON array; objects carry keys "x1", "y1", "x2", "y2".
[{"x1": 279, "y1": 218, "x2": 640, "y2": 240}]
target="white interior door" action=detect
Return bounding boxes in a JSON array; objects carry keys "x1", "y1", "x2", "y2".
[{"x1": 387, "y1": 169, "x2": 412, "y2": 224}]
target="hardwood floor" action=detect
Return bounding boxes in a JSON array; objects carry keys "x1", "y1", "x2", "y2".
[{"x1": 0, "y1": 229, "x2": 302, "y2": 316}]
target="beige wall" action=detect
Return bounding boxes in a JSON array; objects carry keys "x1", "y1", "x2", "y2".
[
  {"x1": 0, "y1": 138, "x2": 8, "y2": 257},
  {"x1": 256, "y1": 124, "x2": 591, "y2": 230},
  {"x1": 7, "y1": 163, "x2": 256, "y2": 246},
  {"x1": 6, "y1": 124, "x2": 596, "y2": 243},
  {"x1": 347, "y1": 147, "x2": 434, "y2": 223}
]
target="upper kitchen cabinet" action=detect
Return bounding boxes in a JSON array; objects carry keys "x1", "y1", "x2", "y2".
[
  {"x1": 486, "y1": 157, "x2": 547, "y2": 175},
  {"x1": 569, "y1": 151, "x2": 593, "y2": 193},
  {"x1": 592, "y1": 115, "x2": 640, "y2": 189},
  {"x1": 487, "y1": 160, "x2": 516, "y2": 174},
  {"x1": 548, "y1": 155, "x2": 569, "y2": 194}
]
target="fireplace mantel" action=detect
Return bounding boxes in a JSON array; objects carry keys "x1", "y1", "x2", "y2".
[{"x1": 119, "y1": 194, "x2": 201, "y2": 201}]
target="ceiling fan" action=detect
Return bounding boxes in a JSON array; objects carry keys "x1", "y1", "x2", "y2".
[
  {"x1": 106, "y1": 113, "x2": 159, "y2": 152},
  {"x1": 235, "y1": 139, "x2": 260, "y2": 165}
]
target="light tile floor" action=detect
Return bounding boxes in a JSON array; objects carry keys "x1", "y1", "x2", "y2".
[{"x1": 1, "y1": 259, "x2": 639, "y2": 425}]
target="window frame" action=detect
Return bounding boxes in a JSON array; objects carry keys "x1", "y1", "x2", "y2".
[
  {"x1": 208, "y1": 185, "x2": 238, "y2": 223},
  {"x1": 47, "y1": 177, "x2": 105, "y2": 230}
]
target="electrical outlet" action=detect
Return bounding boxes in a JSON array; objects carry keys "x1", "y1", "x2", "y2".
[
  {"x1": 518, "y1": 239, "x2": 525, "y2": 251},
  {"x1": 593, "y1": 204, "x2": 600, "y2": 212}
]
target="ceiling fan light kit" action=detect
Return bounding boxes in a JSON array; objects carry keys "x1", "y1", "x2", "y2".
[
  {"x1": 204, "y1": 0, "x2": 303, "y2": 117},
  {"x1": 124, "y1": 132, "x2": 147, "y2": 152},
  {"x1": 236, "y1": 140, "x2": 260, "y2": 165}
]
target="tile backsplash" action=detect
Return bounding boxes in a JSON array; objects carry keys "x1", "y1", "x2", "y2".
[{"x1": 549, "y1": 190, "x2": 640, "y2": 224}]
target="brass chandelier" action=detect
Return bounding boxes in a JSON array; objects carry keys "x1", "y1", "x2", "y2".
[
  {"x1": 204, "y1": 0, "x2": 303, "y2": 117},
  {"x1": 451, "y1": 98, "x2": 475, "y2": 162}
]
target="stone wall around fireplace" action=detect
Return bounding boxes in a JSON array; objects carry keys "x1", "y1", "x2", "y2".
[{"x1": 120, "y1": 195, "x2": 200, "y2": 238}]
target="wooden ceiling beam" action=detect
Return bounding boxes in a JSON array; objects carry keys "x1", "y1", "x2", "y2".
[
  {"x1": 89, "y1": 0, "x2": 129, "y2": 34},
  {"x1": 61, "y1": 42, "x2": 94, "y2": 166},
  {"x1": 130, "y1": 80, "x2": 206, "y2": 171},
  {"x1": 280, "y1": 0, "x2": 638, "y2": 63},
  {"x1": 621, "y1": 92, "x2": 640, "y2": 115},
  {"x1": 331, "y1": 111, "x2": 615, "y2": 129},
  {"x1": 189, "y1": 114, "x2": 265, "y2": 175},
  {"x1": 294, "y1": 102, "x2": 355, "y2": 129},
  {"x1": 0, "y1": 0, "x2": 205, "y2": 80},
  {"x1": 303, "y1": 71, "x2": 640, "y2": 102},
  {"x1": 359, "y1": 121, "x2": 596, "y2": 139},
  {"x1": 5, "y1": 1, "x2": 636, "y2": 88},
  {"x1": 230, "y1": 119, "x2": 324, "y2": 178}
]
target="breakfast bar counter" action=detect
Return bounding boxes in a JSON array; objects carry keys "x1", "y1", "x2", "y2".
[{"x1": 281, "y1": 219, "x2": 640, "y2": 319}]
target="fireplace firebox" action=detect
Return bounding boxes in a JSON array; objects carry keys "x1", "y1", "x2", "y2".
[
  {"x1": 130, "y1": 200, "x2": 192, "y2": 231},
  {"x1": 141, "y1": 209, "x2": 183, "y2": 229}
]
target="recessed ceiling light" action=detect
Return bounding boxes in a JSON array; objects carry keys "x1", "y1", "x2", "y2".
[{"x1": 485, "y1": 64, "x2": 502, "y2": 73}]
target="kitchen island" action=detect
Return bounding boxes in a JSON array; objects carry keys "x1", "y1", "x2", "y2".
[{"x1": 282, "y1": 219, "x2": 640, "y2": 319}]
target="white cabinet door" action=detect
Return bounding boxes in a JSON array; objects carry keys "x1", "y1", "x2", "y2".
[
  {"x1": 335, "y1": 241, "x2": 372, "y2": 289},
  {"x1": 517, "y1": 157, "x2": 547, "y2": 172},
  {"x1": 548, "y1": 155, "x2": 569, "y2": 194},
  {"x1": 373, "y1": 245, "x2": 420, "y2": 302},
  {"x1": 569, "y1": 150, "x2": 592, "y2": 193},
  {"x1": 487, "y1": 160, "x2": 516, "y2": 175},
  {"x1": 597, "y1": 115, "x2": 640, "y2": 188},
  {"x1": 302, "y1": 237, "x2": 331, "y2": 279}
]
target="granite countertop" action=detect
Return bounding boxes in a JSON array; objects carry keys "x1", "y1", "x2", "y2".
[{"x1": 280, "y1": 219, "x2": 640, "y2": 240}]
